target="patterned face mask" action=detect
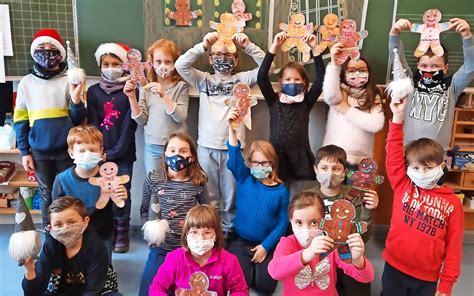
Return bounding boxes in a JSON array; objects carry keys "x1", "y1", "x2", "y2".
[
  {"x1": 33, "y1": 49, "x2": 63, "y2": 69},
  {"x1": 345, "y1": 71, "x2": 369, "y2": 88},
  {"x1": 250, "y1": 166, "x2": 272, "y2": 180},
  {"x1": 154, "y1": 64, "x2": 175, "y2": 78},
  {"x1": 211, "y1": 57, "x2": 236, "y2": 74},
  {"x1": 50, "y1": 222, "x2": 87, "y2": 248},
  {"x1": 165, "y1": 154, "x2": 191, "y2": 171}
]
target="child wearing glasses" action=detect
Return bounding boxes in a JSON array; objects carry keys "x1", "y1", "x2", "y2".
[{"x1": 225, "y1": 109, "x2": 289, "y2": 295}]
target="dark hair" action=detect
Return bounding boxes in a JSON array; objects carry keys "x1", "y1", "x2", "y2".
[
  {"x1": 289, "y1": 191, "x2": 325, "y2": 219},
  {"x1": 405, "y1": 138, "x2": 444, "y2": 166},
  {"x1": 48, "y1": 196, "x2": 87, "y2": 222},
  {"x1": 416, "y1": 45, "x2": 449, "y2": 65},
  {"x1": 278, "y1": 61, "x2": 310, "y2": 93},
  {"x1": 181, "y1": 205, "x2": 224, "y2": 250},
  {"x1": 315, "y1": 145, "x2": 347, "y2": 168},
  {"x1": 99, "y1": 53, "x2": 122, "y2": 68}
]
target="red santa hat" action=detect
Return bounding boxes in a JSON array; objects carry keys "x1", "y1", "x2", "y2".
[
  {"x1": 30, "y1": 29, "x2": 66, "y2": 61},
  {"x1": 94, "y1": 43, "x2": 130, "y2": 66}
]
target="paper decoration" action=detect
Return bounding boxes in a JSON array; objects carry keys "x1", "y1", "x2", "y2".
[
  {"x1": 214, "y1": 0, "x2": 262, "y2": 30},
  {"x1": 385, "y1": 48, "x2": 414, "y2": 103},
  {"x1": 231, "y1": 0, "x2": 252, "y2": 27},
  {"x1": 411, "y1": 8, "x2": 450, "y2": 58},
  {"x1": 210, "y1": 12, "x2": 243, "y2": 53},
  {"x1": 121, "y1": 48, "x2": 152, "y2": 87},
  {"x1": 89, "y1": 162, "x2": 130, "y2": 209},
  {"x1": 314, "y1": 13, "x2": 340, "y2": 53},
  {"x1": 175, "y1": 271, "x2": 218, "y2": 296},
  {"x1": 0, "y1": 5, "x2": 13, "y2": 56},
  {"x1": 335, "y1": 19, "x2": 368, "y2": 65},
  {"x1": 318, "y1": 199, "x2": 367, "y2": 263},
  {"x1": 165, "y1": 0, "x2": 202, "y2": 27},
  {"x1": 66, "y1": 40, "x2": 86, "y2": 85},
  {"x1": 346, "y1": 158, "x2": 384, "y2": 201},
  {"x1": 225, "y1": 83, "x2": 257, "y2": 130},
  {"x1": 295, "y1": 257, "x2": 330, "y2": 290},
  {"x1": 279, "y1": 14, "x2": 314, "y2": 62}
]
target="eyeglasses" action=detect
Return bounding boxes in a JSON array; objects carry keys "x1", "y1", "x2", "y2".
[
  {"x1": 345, "y1": 67, "x2": 369, "y2": 74},
  {"x1": 250, "y1": 160, "x2": 272, "y2": 167},
  {"x1": 187, "y1": 229, "x2": 215, "y2": 240},
  {"x1": 210, "y1": 52, "x2": 236, "y2": 59}
]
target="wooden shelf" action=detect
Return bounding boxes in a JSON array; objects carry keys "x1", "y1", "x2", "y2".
[
  {"x1": 450, "y1": 146, "x2": 474, "y2": 152},
  {"x1": 7, "y1": 171, "x2": 38, "y2": 187},
  {"x1": 0, "y1": 208, "x2": 40, "y2": 215},
  {"x1": 0, "y1": 149, "x2": 20, "y2": 154},
  {"x1": 444, "y1": 182, "x2": 474, "y2": 191},
  {"x1": 464, "y1": 205, "x2": 474, "y2": 213},
  {"x1": 457, "y1": 121, "x2": 474, "y2": 125},
  {"x1": 455, "y1": 107, "x2": 474, "y2": 111},
  {"x1": 453, "y1": 133, "x2": 474, "y2": 139}
]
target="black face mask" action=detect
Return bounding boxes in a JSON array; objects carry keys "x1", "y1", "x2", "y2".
[
  {"x1": 414, "y1": 70, "x2": 444, "y2": 87},
  {"x1": 33, "y1": 49, "x2": 62, "y2": 69}
]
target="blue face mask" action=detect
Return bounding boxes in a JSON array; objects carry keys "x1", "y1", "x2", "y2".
[
  {"x1": 165, "y1": 154, "x2": 191, "y2": 172},
  {"x1": 281, "y1": 83, "x2": 305, "y2": 96},
  {"x1": 250, "y1": 166, "x2": 272, "y2": 180},
  {"x1": 74, "y1": 151, "x2": 101, "y2": 170}
]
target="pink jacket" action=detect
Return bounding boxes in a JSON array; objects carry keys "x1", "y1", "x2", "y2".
[
  {"x1": 268, "y1": 235, "x2": 374, "y2": 296},
  {"x1": 149, "y1": 247, "x2": 248, "y2": 296}
]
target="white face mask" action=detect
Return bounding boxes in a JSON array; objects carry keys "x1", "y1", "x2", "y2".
[
  {"x1": 292, "y1": 227, "x2": 323, "y2": 248},
  {"x1": 316, "y1": 171, "x2": 345, "y2": 188},
  {"x1": 102, "y1": 67, "x2": 123, "y2": 81},
  {"x1": 73, "y1": 151, "x2": 102, "y2": 170},
  {"x1": 407, "y1": 165, "x2": 444, "y2": 189},
  {"x1": 186, "y1": 236, "x2": 215, "y2": 256},
  {"x1": 154, "y1": 64, "x2": 174, "y2": 78}
]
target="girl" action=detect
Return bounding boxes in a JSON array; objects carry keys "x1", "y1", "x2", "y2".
[
  {"x1": 257, "y1": 31, "x2": 325, "y2": 198},
  {"x1": 148, "y1": 205, "x2": 248, "y2": 295},
  {"x1": 322, "y1": 43, "x2": 385, "y2": 172},
  {"x1": 22, "y1": 196, "x2": 120, "y2": 296},
  {"x1": 268, "y1": 192, "x2": 374, "y2": 295},
  {"x1": 87, "y1": 42, "x2": 137, "y2": 253},
  {"x1": 125, "y1": 39, "x2": 189, "y2": 174},
  {"x1": 139, "y1": 133, "x2": 208, "y2": 296},
  {"x1": 226, "y1": 109, "x2": 289, "y2": 295}
]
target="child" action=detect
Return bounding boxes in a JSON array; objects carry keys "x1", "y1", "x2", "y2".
[
  {"x1": 175, "y1": 32, "x2": 265, "y2": 234},
  {"x1": 13, "y1": 29, "x2": 86, "y2": 227},
  {"x1": 257, "y1": 31, "x2": 325, "y2": 197},
  {"x1": 149, "y1": 204, "x2": 248, "y2": 295},
  {"x1": 268, "y1": 192, "x2": 374, "y2": 295},
  {"x1": 383, "y1": 98, "x2": 464, "y2": 295},
  {"x1": 389, "y1": 18, "x2": 474, "y2": 151},
  {"x1": 227, "y1": 109, "x2": 289, "y2": 294},
  {"x1": 139, "y1": 132, "x2": 208, "y2": 296},
  {"x1": 322, "y1": 42, "x2": 385, "y2": 172},
  {"x1": 22, "y1": 196, "x2": 120, "y2": 295},
  {"x1": 88, "y1": 42, "x2": 138, "y2": 253},
  {"x1": 52, "y1": 126, "x2": 127, "y2": 262},
  {"x1": 125, "y1": 39, "x2": 189, "y2": 174}
]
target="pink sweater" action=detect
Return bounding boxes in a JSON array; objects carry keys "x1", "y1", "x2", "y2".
[
  {"x1": 268, "y1": 235, "x2": 374, "y2": 296},
  {"x1": 149, "y1": 247, "x2": 248, "y2": 296}
]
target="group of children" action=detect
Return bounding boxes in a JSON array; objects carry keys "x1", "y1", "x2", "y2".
[{"x1": 11, "y1": 13, "x2": 473, "y2": 296}]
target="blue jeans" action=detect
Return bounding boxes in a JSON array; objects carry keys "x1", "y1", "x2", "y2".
[
  {"x1": 144, "y1": 143, "x2": 164, "y2": 174},
  {"x1": 139, "y1": 246, "x2": 170, "y2": 296},
  {"x1": 113, "y1": 161, "x2": 134, "y2": 221}
]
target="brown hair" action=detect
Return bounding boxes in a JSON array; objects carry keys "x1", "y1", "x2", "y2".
[
  {"x1": 48, "y1": 196, "x2": 87, "y2": 221},
  {"x1": 288, "y1": 191, "x2": 325, "y2": 219},
  {"x1": 417, "y1": 46, "x2": 448, "y2": 65},
  {"x1": 340, "y1": 55, "x2": 383, "y2": 112},
  {"x1": 67, "y1": 126, "x2": 103, "y2": 149},
  {"x1": 245, "y1": 140, "x2": 283, "y2": 184},
  {"x1": 146, "y1": 39, "x2": 181, "y2": 83},
  {"x1": 161, "y1": 132, "x2": 208, "y2": 186},
  {"x1": 99, "y1": 53, "x2": 122, "y2": 68},
  {"x1": 315, "y1": 145, "x2": 347, "y2": 168},
  {"x1": 181, "y1": 204, "x2": 224, "y2": 250},
  {"x1": 278, "y1": 61, "x2": 310, "y2": 93},
  {"x1": 405, "y1": 138, "x2": 444, "y2": 166}
]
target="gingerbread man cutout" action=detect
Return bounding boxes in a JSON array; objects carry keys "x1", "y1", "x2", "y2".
[
  {"x1": 175, "y1": 271, "x2": 217, "y2": 296},
  {"x1": 225, "y1": 83, "x2": 257, "y2": 130},
  {"x1": 121, "y1": 48, "x2": 152, "y2": 87},
  {"x1": 210, "y1": 13, "x2": 243, "y2": 54},
  {"x1": 165, "y1": 0, "x2": 201, "y2": 27},
  {"x1": 314, "y1": 13, "x2": 340, "y2": 53},
  {"x1": 89, "y1": 162, "x2": 130, "y2": 209},
  {"x1": 335, "y1": 19, "x2": 368, "y2": 65},
  {"x1": 279, "y1": 13, "x2": 314, "y2": 62},
  {"x1": 231, "y1": 0, "x2": 252, "y2": 27},
  {"x1": 346, "y1": 158, "x2": 384, "y2": 201},
  {"x1": 411, "y1": 9, "x2": 451, "y2": 58},
  {"x1": 318, "y1": 199, "x2": 367, "y2": 263}
]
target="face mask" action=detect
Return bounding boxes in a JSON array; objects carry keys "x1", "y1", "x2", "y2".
[
  {"x1": 281, "y1": 83, "x2": 305, "y2": 96},
  {"x1": 345, "y1": 71, "x2": 369, "y2": 88},
  {"x1": 50, "y1": 222, "x2": 87, "y2": 248},
  {"x1": 292, "y1": 227, "x2": 323, "y2": 248},
  {"x1": 316, "y1": 171, "x2": 345, "y2": 188},
  {"x1": 407, "y1": 165, "x2": 444, "y2": 189},
  {"x1": 165, "y1": 154, "x2": 191, "y2": 172},
  {"x1": 154, "y1": 64, "x2": 175, "y2": 78},
  {"x1": 250, "y1": 166, "x2": 272, "y2": 180},
  {"x1": 101, "y1": 67, "x2": 123, "y2": 81},
  {"x1": 73, "y1": 151, "x2": 102, "y2": 170},
  {"x1": 211, "y1": 57, "x2": 236, "y2": 74},
  {"x1": 415, "y1": 70, "x2": 444, "y2": 86},
  {"x1": 33, "y1": 49, "x2": 63, "y2": 69},
  {"x1": 186, "y1": 236, "x2": 215, "y2": 256}
]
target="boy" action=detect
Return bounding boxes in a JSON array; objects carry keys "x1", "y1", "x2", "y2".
[
  {"x1": 175, "y1": 32, "x2": 264, "y2": 235},
  {"x1": 306, "y1": 144, "x2": 378, "y2": 296},
  {"x1": 52, "y1": 126, "x2": 127, "y2": 262},
  {"x1": 383, "y1": 98, "x2": 464, "y2": 295},
  {"x1": 389, "y1": 17, "x2": 474, "y2": 150},
  {"x1": 14, "y1": 29, "x2": 86, "y2": 227}
]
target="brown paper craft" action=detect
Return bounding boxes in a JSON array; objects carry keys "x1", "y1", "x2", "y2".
[
  {"x1": 165, "y1": 0, "x2": 201, "y2": 27},
  {"x1": 410, "y1": 8, "x2": 451, "y2": 58},
  {"x1": 346, "y1": 158, "x2": 384, "y2": 201},
  {"x1": 121, "y1": 48, "x2": 152, "y2": 87},
  {"x1": 175, "y1": 271, "x2": 218, "y2": 296},
  {"x1": 225, "y1": 83, "x2": 257, "y2": 130},
  {"x1": 210, "y1": 13, "x2": 244, "y2": 53},
  {"x1": 89, "y1": 162, "x2": 130, "y2": 209},
  {"x1": 279, "y1": 13, "x2": 314, "y2": 62},
  {"x1": 335, "y1": 19, "x2": 368, "y2": 65},
  {"x1": 314, "y1": 13, "x2": 340, "y2": 53},
  {"x1": 231, "y1": 0, "x2": 252, "y2": 27}
]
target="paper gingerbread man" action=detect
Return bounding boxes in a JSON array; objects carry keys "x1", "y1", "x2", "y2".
[
  {"x1": 279, "y1": 13, "x2": 314, "y2": 62},
  {"x1": 317, "y1": 199, "x2": 367, "y2": 263},
  {"x1": 335, "y1": 19, "x2": 368, "y2": 65},
  {"x1": 165, "y1": 0, "x2": 201, "y2": 27},
  {"x1": 231, "y1": 0, "x2": 252, "y2": 27},
  {"x1": 121, "y1": 48, "x2": 152, "y2": 87},
  {"x1": 314, "y1": 13, "x2": 340, "y2": 53},
  {"x1": 346, "y1": 158, "x2": 384, "y2": 201},
  {"x1": 210, "y1": 13, "x2": 243, "y2": 53},
  {"x1": 89, "y1": 162, "x2": 130, "y2": 209},
  {"x1": 225, "y1": 83, "x2": 257, "y2": 130},
  {"x1": 175, "y1": 271, "x2": 218, "y2": 296},
  {"x1": 411, "y1": 8, "x2": 451, "y2": 58}
]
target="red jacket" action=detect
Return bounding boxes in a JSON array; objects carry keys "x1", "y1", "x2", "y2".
[{"x1": 384, "y1": 121, "x2": 464, "y2": 294}]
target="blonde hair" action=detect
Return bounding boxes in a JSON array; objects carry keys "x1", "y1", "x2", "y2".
[
  {"x1": 146, "y1": 39, "x2": 181, "y2": 83},
  {"x1": 245, "y1": 140, "x2": 283, "y2": 184},
  {"x1": 181, "y1": 205, "x2": 224, "y2": 250},
  {"x1": 405, "y1": 138, "x2": 444, "y2": 166},
  {"x1": 67, "y1": 126, "x2": 103, "y2": 149}
]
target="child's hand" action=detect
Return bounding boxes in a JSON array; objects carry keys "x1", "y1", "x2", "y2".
[
  {"x1": 23, "y1": 257, "x2": 36, "y2": 280},
  {"x1": 330, "y1": 42, "x2": 343, "y2": 64},
  {"x1": 303, "y1": 33, "x2": 321, "y2": 56},
  {"x1": 269, "y1": 32, "x2": 287, "y2": 54},
  {"x1": 123, "y1": 79, "x2": 137, "y2": 99},
  {"x1": 347, "y1": 233, "x2": 365, "y2": 269},
  {"x1": 390, "y1": 19, "x2": 411, "y2": 36},
  {"x1": 301, "y1": 235, "x2": 334, "y2": 264},
  {"x1": 203, "y1": 32, "x2": 219, "y2": 51},
  {"x1": 389, "y1": 97, "x2": 407, "y2": 124},
  {"x1": 363, "y1": 189, "x2": 379, "y2": 209},
  {"x1": 233, "y1": 33, "x2": 250, "y2": 48},
  {"x1": 22, "y1": 155, "x2": 35, "y2": 171},
  {"x1": 227, "y1": 107, "x2": 239, "y2": 123},
  {"x1": 250, "y1": 244, "x2": 267, "y2": 264},
  {"x1": 115, "y1": 185, "x2": 128, "y2": 200},
  {"x1": 69, "y1": 81, "x2": 84, "y2": 104},
  {"x1": 144, "y1": 82, "x2": 163, "y2": 96},
  {"x1": 450, "y1": 18, "x2": 472, "y2": 39}
]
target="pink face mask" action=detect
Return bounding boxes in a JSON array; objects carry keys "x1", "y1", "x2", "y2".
[{"x1": 345, "y1": 71, "x2": 369, "y2": 88}]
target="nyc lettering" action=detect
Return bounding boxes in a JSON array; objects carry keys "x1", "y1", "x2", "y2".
[{"x1": 409, "y1": 90, "x2": 448, "y2": 122}]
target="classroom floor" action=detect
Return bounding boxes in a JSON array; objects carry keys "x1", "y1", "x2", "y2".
[{"x1": 1, "y1": 225, "x2": 473, "y2": 296}]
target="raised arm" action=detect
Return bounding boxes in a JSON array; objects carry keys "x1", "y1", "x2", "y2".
[
  {"x1": 449, "y1": 18, "x2": 474, "y2": 99},
  {"x1": 389, "y1": 19, "x2": 413, "y2": 78},
  {"x1": 303, "y1": 33, "x2": 325, "y2": 107},
  {"x1": 323, "y1": 43, "x2": 344, "y2": 105}
]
